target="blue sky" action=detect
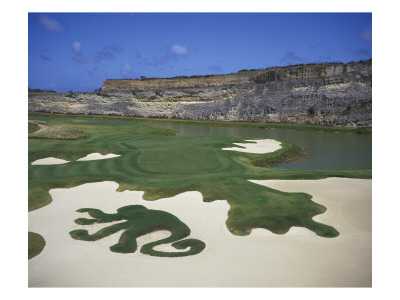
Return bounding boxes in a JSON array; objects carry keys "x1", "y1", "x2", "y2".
[{"x1": 28, "y1": 13, "x2": 372, "y2": 92}]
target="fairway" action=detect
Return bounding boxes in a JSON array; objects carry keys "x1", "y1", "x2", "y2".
[
  {"x1": 28, "y1": 114, "x2": 371, "y2": 285},
  {"x1": 136, "y1": 136, "x2": 226, "y2": 173},
  {"x1": 24, "y1": 11, "x2": 375, "y2": 290},
  {"x1": 29, "y1": 114, "x2": 370, "y2": 238}
]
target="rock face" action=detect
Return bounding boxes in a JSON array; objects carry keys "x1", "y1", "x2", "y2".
[{"x1": 28, "y1": 60, "x2": 372, "y2": 127}]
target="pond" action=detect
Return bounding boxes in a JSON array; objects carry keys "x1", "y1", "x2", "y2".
[{"x1": 148, "y1": 122, "x2": 372, "y2": 170}]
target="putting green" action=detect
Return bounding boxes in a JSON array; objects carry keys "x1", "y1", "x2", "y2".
[{"x1": 28, "y1": 115, "x2": 371, "y2": 258}]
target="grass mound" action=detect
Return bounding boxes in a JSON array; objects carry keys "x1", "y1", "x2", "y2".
[
  {"x1": 250, "y1": 140, "x2": 306, "y2": 167},
  {"x1": 28, "y1": 232, "x2": 45, "y2": 259},
  {"x1": 28, "y1": 120, "x2": 47, "y2": 134},
  {"x1": 29, "y1": 125, "x2": 87, "y2": 140},
  {"x1": 28, "y1": 122, "x2": 40, "y2": 134},
  {"x1": 70, "y1": 205, "x2": 205, "y2": 257}
]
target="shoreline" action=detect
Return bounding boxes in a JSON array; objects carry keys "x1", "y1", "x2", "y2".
[
  {"x1": 28, "y1": 111, "x2": 372, "y2": 134},
  {"x1": 222, "y1": 139, "x2": 282, "y2": 154}
]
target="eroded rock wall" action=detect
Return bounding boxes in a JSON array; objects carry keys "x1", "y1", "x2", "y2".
[{"x1": 28, "y1": 61, "x2": 372, "y2": 127}]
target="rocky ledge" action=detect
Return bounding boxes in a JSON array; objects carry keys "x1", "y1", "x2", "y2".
[{"x1": 28, "y1": 60, "x2": 372, "y2": 127}]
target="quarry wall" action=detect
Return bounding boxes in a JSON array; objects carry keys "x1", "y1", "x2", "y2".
[{"x1": 28, "y1": 60, "x2": 372, "y2": 127}]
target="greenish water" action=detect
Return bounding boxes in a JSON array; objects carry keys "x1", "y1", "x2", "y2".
[{"x1": 149, "y1": 122, "x2": 372, "y2": 170}]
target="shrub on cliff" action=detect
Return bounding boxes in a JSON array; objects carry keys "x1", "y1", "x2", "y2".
[
  {"x1": 28, "y1": 87, "x2": 56, "y2": 94},
  {"x1": 307, "y1": 106, "x2": 316, "y2": 116},
  {"x1": 253, "y1": 70, "x2": 278, "y2": 84}
]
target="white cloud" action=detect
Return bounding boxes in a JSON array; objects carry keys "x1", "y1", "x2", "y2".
[
  {"x1": 72, "y1": 41, "x2": 81, "y2": 54},
  {"x1": 38, "y1": 14, "x2": 64, "y2": 32},
  {"x1": 72, "y1": 43, "x2": 123, "y2": 64},
  {"x1": 139, "y1": 44, "x2": 189, "y2": 67},
  {"x1": 120, "y1": 62, "x2": 136, "y2": 78},
  {"x1": 169, "y1": 44, "x2": 188, "y2": 56}
]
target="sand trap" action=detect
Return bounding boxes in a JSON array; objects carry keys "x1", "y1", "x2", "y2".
[
  {"x1": 31, "y1": 153, "x2": 120, "y2": 165},
  {"x1": 76, "y1": 153, "x2": 120, "y2": 161},
  {"x1": 31, "y1": 157, "x2": 70, "y2": 165},
  {"x1": 222, "y1": 139, "x2": 281, "y2": 153},
  {"x1": 29, "y1": 178, "x2": 371, "y2": 287}
]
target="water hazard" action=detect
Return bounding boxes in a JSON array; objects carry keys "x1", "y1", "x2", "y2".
[{"x1": 148, "y1": 122, "x2": 372, "y2": 170}]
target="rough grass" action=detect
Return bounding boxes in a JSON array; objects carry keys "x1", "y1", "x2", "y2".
[
  {"x1": 28, "y1": 232, "x2": 45, "y2": 259},
  {"x1": 29, "y1": 125, "x2": 87, "y2": 140},
  {"x1": 28, "y1": 119, "x2": 47, "y2": 125}
]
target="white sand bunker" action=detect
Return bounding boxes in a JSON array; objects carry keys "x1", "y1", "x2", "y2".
[
  {"x1": 31, "y1": 153, "x2": 120, "y2": 165},
  {"x1": 76, "y1": 153, "x2": 120, "y2": 161},
  {"x1": 222, "y1": 139, "x2": 281, "y2": 154},
  {"x1": 31, "y1": 157, "x2": 70, "y2": 165},
  {"x1": 29, "y1": 177, "x2": 371, "y2": 287}
]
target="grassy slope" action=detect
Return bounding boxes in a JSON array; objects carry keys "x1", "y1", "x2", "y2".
[
  {"x1": 28, "y1": 114, "x2": 371, "y2": 257},
  {"x1": 29, "y1": 126, "x2": 87, "y2": 140}
]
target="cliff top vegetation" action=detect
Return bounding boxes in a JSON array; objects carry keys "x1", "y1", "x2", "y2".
[{"x1": 105, "y1": 59, "x2": 372, "y2": 82}]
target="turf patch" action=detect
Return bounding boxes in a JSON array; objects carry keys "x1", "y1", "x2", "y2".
[
  {"x1": 28, "y1": 232, "x2": 46, "y2": 259},
  {"x1": 70, "y1": 205, "x2": 205, "y2": 257}
]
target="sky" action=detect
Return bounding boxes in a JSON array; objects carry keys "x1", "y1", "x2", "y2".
[{"x1": 28, "y1": 13, "x2": 372, "y2": 92}]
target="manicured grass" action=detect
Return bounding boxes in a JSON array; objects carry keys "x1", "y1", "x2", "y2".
[
  {"x1": 28, "y1": 111, "x2": 372, "y2": 134},
  {"x1": 28, "y1": 120, "x2": 47, "y2": 134},
  {"x1": 28, "y1": 114, "x2": 371, "y2": 257},
  {"x1": 28, "y1": 122, "x2": 40, "y2": 134},
  {"x1": 70, "y1": 205, "x2": 205, "y2": 257},
  {"x1": 28, "y1": 232, "x2": 46, "y2": 259}
]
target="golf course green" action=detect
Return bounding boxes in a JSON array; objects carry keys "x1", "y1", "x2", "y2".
[{"x1": 28, "y1": 112, "x2": 371, "y2": 258}]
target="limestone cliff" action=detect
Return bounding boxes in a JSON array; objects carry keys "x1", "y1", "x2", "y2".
[{"x1": 28, "y1": 60, "x2": 372, "y2": 127}]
